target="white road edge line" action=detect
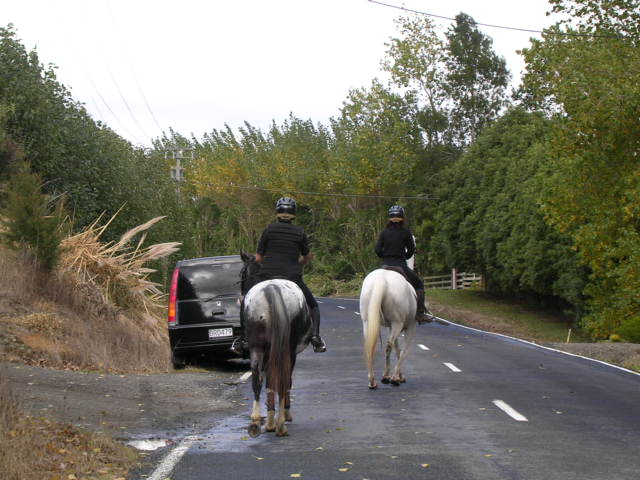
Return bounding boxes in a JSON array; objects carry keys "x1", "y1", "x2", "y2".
[
  {"x1": 355, "y1": 311, "x2": 360, "y2": 315},
  {"x1": 337, "y1": 305, "x2": 346, "y2": 310},
  {"x1": 418, "y1": 344, "x2": 430, "y2": 351},
  {"x1": 240, "y1": 371, "x2": 252, "y2": 382},
  {"x1": 493, "y1": 399, "x2": 528, "y2": 422},
  {"x1": 444, "y1": 362, "x2": 461, "y2": 372},
  {"x1": 147, "y1": 434, "x2": 198, "y2": 480},
  {"x1": 430, "y1": 314, "x2": 640, "y2": 377}
]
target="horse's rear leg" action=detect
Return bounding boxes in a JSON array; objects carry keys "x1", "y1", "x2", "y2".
[
  {"x1": 265, "y1": 389, "x2": 276, "y2": 432},
  {"x1": 392, "y1": 324, "x2": 415, "y2": 385},
  {"x1": 381, "y1": 339, "x2": 393, "y2": 384},
  {"x1": 248, "y1": 354, "x2": 263, "y2": 438},
  {"x1": 388, "y1": 327, "x2": 404, "y2": 386},
  {"x1": 284, "y1": 354, "x2": 296, "y2": 422},
  {"x1": 275, "y1": 395, "x2": 288, "y2": 437}
]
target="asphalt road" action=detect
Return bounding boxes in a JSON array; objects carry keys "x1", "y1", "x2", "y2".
[{"x1": 138, "y1": 297, "x2": 640, "y2": 480}]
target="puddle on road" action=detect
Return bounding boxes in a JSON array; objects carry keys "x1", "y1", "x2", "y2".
[{"x1": 127, "y1": 439, "x2": 171, "y2": 451}]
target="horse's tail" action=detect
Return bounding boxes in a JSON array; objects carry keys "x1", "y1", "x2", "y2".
[
  {"x1": 364, "y1": 273, "x2": 385, "y2": 372},
  {"x1": 265, "y1": 284, "x2": 292, "y2": 400}
]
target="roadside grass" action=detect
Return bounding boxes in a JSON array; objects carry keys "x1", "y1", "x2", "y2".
[
  {"x1": 0, "y1": 369, "x2": 138, "y2": 480},
  {"x1": 426, "y1": 288, "x2": 590, "y2": 343},
  {"x1": 0, "y1": 213, "x2": 177, "y2": 372}
]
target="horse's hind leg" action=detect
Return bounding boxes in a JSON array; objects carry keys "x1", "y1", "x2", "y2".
[
  {"x1": 388, "y1": 325, "x2": 405, "y2": 386},
  {"x1": 284, "y1": 353, "x2": 296, "y2": 422},
  {"x1": 275, "y1": 395, "x2": 288, "y2": 437},
  {"x1": 248, "y1": 353, "x2": 264, "y2": 437},
  {"x1": 265, "y1": 389, "x2": 276, "y2": 432},
  {"x1": 392, "y1": 323, "x2": 416, "y2": 385},
  {"x1": 381, "y1": 338, "x2": 393, "y2": 384}
]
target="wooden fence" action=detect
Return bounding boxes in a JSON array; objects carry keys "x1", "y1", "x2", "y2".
[{"x1": 424, "y1": 268, "x2": 482, "y2": 290}]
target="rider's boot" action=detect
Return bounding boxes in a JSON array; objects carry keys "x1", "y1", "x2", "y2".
[
  {"x1": 415, "y1": 288, "x2": 433, "y2": 324},
  {"x1": 309, "y1": 306, "x2": 327, "y2": 353}
]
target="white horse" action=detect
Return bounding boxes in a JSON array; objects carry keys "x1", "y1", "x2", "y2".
[{"x1": 359, "y1": 268, "x2": 418, "y2": 389}]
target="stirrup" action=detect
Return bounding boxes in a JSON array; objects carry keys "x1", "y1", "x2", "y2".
[
  {"x1": 230, "y1": 337, "x2": 247, "y2": 355},
  {"x1": 310, "y1": 335, "x2": 327, "y2": 353},
  {"x1": 417, "y1": 312, "x2": 434, "y2": 324}
]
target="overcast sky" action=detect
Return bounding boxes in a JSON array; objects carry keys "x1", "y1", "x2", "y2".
[{"x1": 2, "y1": 0, "x2": 558, "y2": 147}]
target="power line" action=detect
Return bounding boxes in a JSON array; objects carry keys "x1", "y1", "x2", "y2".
[
  {"x1": 367, "y1": 0, "x2": 618, "y2": 38},
  {"x1": 105, "y1": 0, "x2": 165, "y2": 135},
  {"x1": 78, "y1": 0, "x2": 152, "y2": 143},
  {"x1": 72, "y1": 49, "x2": 144, "y2": 144},
  {"x1": 193, "y1": 180, "x2": 437, "y2": 200}
]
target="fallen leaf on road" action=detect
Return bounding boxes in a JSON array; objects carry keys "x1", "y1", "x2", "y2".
[
  {"x1": 290, "y1": 474, "x2": 301, "y2": 478},
  {"x1": 338, "y1": 468, "x2": 350, "y2": 472},
  {"x1": 421, "y1": 464, "x2": 430, "y2": 468}
]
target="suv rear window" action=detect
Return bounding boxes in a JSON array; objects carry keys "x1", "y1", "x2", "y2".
[{"x1": 177, "y1": 262, "x2": 242, "y2": 301}]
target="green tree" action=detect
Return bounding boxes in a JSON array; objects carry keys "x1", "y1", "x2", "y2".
[
  {"x1": 1, "y1": 161, "x2": 68, "y2": 271},
  {"x1": 520, "y1": 0, "x2": 640, "y2": 338},
  {"x1": 431, "y1": 109, "x2": 586, "y2": 312},
  {"x1": 444, "y1": 13, "x2": 510, "y2": 145}
]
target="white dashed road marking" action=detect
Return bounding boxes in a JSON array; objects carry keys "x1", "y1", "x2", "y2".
[
  {"x1": 337, "y1": 305, "x2": 346, "y2": 310},
  {"x1": 355, "y1": 312, "x2": 360, "y2": 315},
  {"x1": 417, "y1": 344, "x2": 430, "y2": 351},
  {"x1": 147, "y1": 435, "x2": 198, "y2": 480},
  {"x1": 444, "y1": 362, "x2": 461, "y2": 372},
  {"x1": 240, "y1": 371, "x2": 252, "y2": 382},
  {"x1": 493, "y1": 399, "x2": 528, "y2": 422}
]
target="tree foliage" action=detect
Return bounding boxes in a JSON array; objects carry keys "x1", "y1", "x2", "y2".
[
  {"x1": 520, "y1": 0, "x2": 640, "y2": 338},
  {"x1": 431, "y1": 108, "x2": 587, "y2": 312},
  {"x1": 0, "y1": 161, "x2": 68, "y2": 271}
]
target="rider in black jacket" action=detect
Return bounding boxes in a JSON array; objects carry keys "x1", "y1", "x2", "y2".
[
  {"x1": 230, "y1": 197, "x2": 327, "y2": 354},
  {"x1": 375, "y1": 205, "x2": 431, "y2": 324}
]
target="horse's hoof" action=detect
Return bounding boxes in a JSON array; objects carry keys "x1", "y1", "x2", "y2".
[
  {"x1": 248, "y1": 423, "x2": 261, "y2": 438},
  {"x1": 265, "y1": 424, "x2": 276, "y2": 432},
  {"x1": 390, "y1": 378, "x2": 401, "y2": 386},
  {"x1": 285, "y1": 411, "x2": 293, "y2": 422},
  {"x1": 276, "y1": 427, "x2": 289, "y2": 437},
  {"x1": 381, "y1": 377, "x2": 390, "y2": 384},
  {"x1": 368, "y1": 383, "x2": 378, "y2": 390}
]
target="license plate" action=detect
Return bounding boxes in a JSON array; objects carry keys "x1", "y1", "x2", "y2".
[{"x1": 208, "y1": 328, "x2": 233, "y2": 339}]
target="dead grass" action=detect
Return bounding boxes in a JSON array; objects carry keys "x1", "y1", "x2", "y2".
[
  {"x1": 0, "y1": 212, "x2": 181, "y2": 373},
  {"x1": 0, "y1": 368, "x2": 138, "y2": 480}
]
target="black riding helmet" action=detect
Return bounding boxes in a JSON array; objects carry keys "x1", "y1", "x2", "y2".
[
  {"x1": 388, "y1": 205, "x2": 405, "y2": 220},
  {"x1": 276, "y1": 197, "x2": 297, "y2": 216}
]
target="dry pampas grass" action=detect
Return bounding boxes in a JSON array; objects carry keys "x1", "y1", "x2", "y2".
[{"x1": 58, "y1": 213, "x2": 181, "y2": 320}]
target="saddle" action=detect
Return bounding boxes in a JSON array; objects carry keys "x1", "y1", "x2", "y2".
[{"x1": 382, "y1": 265, "x2": 408, "y2": 281}]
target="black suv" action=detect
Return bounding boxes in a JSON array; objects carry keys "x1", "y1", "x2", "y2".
[{"x1": 167, "y1": 255, "x2": 243, "y2": 368}]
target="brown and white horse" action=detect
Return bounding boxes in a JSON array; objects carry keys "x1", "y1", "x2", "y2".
[
  {"x1": 240, "y1": 253, "x2": 312, "y2": 437},
  {"x1": 359, "y1": 268, "x2": 418, "y2": 389}
]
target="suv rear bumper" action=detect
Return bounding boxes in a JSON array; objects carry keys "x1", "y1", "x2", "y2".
[{"x1": 169, "y1": 323, "x2": 240, "y2": 354}]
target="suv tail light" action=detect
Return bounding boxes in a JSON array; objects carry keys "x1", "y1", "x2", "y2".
[{"x1": 168, "y1": 267, "x2": 179, "y2": 326}]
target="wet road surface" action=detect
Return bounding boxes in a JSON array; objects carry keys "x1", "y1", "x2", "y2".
[{"x1": 137, "y1": 297, "x2": 640, "y2": 480}]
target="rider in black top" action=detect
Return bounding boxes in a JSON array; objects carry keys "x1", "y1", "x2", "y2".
[
  {"x1": 230, "y1": 197, "x2": 327, "y2": 354},
  {"x1": 375, "y1": 205, "x2": 431, "y2": 324}
]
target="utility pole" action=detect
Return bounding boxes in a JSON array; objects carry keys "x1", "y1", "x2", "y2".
[{"x1": 164, "y1": 148, "x2": 193, "y2": 183}]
